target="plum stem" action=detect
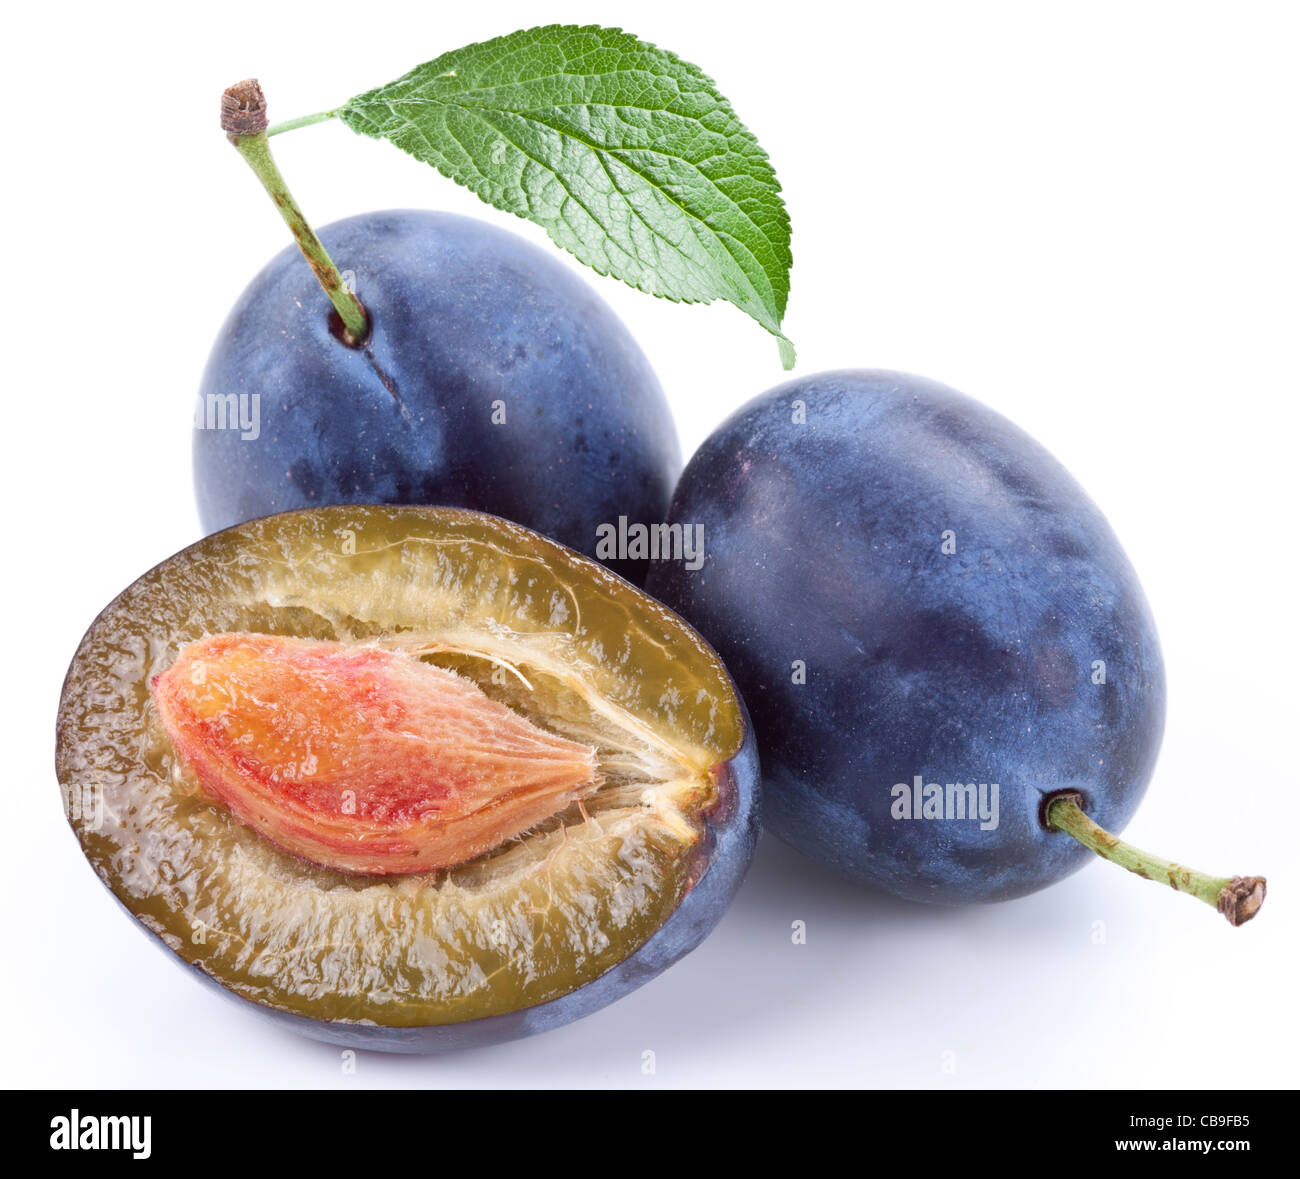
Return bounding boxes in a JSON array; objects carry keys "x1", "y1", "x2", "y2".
[
  {"x1": 220, "y1": 80, "x2": 368, "y2": 346},
  {"x1": 1045, "y1": 794, "x2": 1266, "y2": 927},
  {"x1": 266, "y1": 110, "x2": 337, "y2": 137}
]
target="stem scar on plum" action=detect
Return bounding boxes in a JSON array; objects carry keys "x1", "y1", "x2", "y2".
[{"x1": 221, "y1": 79, "x2": 371, "y2": 347}]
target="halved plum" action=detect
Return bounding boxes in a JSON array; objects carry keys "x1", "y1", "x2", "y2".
[{"x1": 55, "y1": 506, "x2": 758, "y2": 1052}]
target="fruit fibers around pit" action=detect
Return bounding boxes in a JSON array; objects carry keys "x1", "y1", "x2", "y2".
[
  {"x1": 56, "y1": 506, "x2": 758, "y2": 1052},
  {"x1": 647, "y1": 370, "x2": 1165, "y2": 905},
  {"x1": 193, "y1": 210, "x2": 681, "y2": 585}
]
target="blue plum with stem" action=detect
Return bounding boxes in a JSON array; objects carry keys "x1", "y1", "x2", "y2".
[
  {"x1": 648, "y1": 370, "x2": 1264, "y2": 923},
  {"x1": 195, "y1": 209, "x2": 679, "y2": 585}
]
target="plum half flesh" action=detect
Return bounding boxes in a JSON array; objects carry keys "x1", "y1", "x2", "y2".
[{"x1": 55, "y1": 506, "x2": 758, "y2": 1050}]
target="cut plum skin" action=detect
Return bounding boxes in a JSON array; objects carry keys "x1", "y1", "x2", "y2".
[{"x1": 150, "y1": 633, "x2": 602, "y2": 875}]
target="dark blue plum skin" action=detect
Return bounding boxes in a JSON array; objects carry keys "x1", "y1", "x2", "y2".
[
  {"x1": 647, "y1": 370, "x2": 1165, "y2": 905},
  {"x1": 164, "y1": 732, "x2": 759, "y2": 1054},
  {"x1": 195, "y1": 210, "x2": 680, "y2": 584}
]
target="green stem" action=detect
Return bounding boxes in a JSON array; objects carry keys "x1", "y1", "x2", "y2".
[
  {"x1": 220, "y1": 81, "x2": 368, "y2": 346},
  {"x1": 1046, "y1": 794, "x2": 1266, "y2": 927},
  {"x1": 266, "y1": 110, "x2": 338, "y2": 137}
]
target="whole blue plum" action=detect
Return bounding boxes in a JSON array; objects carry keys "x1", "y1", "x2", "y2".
[
  {"x1": 647, "y1": 370, "x2": 1166, "y2": 904},
  {"x1": 194, "y1": 210, "x2": 680, "y2": 583}
]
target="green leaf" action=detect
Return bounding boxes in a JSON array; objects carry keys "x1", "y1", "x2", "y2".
[{"x1": 338, "y1": 25, "x2": 794, "y2": 366}]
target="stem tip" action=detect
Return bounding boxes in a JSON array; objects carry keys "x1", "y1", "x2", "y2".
[
  {"x1": 1217, "y1": 876, "x2": 1267, "y2": 927},
  {"x1": 221, "y1": 79, "x2": 268, "y2": 138},
  {"x1": 1045, "y1": 794, "x2": 1267, "y2": 928}
]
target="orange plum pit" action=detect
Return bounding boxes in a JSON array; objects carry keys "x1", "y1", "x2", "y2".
[{"x1": 150, "y1": 633, "x2": 602, "y2": 876}]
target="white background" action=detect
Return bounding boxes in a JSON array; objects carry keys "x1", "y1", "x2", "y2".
[{"x1": 5, "y1": 1, "x2": 1297, "y2": 1088}]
